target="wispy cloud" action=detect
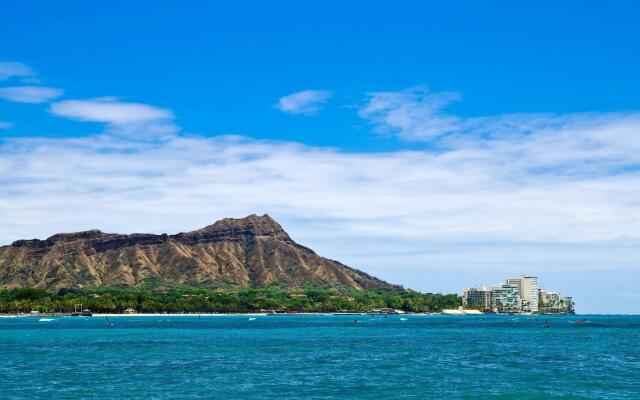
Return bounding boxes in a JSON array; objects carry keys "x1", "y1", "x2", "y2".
[
  {"x1": 0, "y1": 121, "x2": 12, "y2": 130},
  {"x1": 358, "y1": 87, "x2": 640, "y2": 178},
  {"x1": 359, "y1": 86, "x2": 462, "y2": 139},
  {"x1": 50, "y1": 97, "x2": 173, "y2": 124},
  {"x1": 276, "y1": 90, "x2": 332, "y2": 115},
  {"x1": 0, "y1": 86, "x2": 63, "y2": 104},
  {"x1": 2, "y1": 112, "x2": 640, "y2": 247},
  {"x1": 49, "y1": 97, "x2": 178, "y2": 137},
  {"x1": 358, "y1": 86, "x2": 613, "y2": 144},
  {"x1": 3, "y1": 82, "x2": 640, "y2": 251},
  {"x1": 0, "y1": 62, "x2": 35, "y2": 81}
]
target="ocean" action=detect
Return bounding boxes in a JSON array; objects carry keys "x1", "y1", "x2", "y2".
[{"x1": 1, "y1": 314, "x2": 638, "y2": 399}]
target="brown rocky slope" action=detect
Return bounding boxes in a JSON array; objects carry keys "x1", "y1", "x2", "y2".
[{"x1": 0, "y1": 214, "x2": 399, "y2": 292}]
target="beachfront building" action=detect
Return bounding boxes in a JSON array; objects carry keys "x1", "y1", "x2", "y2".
[
  {"x1": 491, "y1": 284, "x2": 520, "y2": 313},
  {"x1": 462, "y1": 285, "x2": 492, "y2": 311},
  {"x1": 540, "y1": 290, "x2": 560, "y2": 307},
  {"x1": 507, "y1": 276, "x2": 539, "y2": 312},
  {"x1": 539, "y1": 291, "x2": 575, "y2": 314},
  {"x1": 461, "y1": 276, "x2": 574, "y2": 314}
]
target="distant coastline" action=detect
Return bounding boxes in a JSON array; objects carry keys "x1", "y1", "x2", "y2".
[{"x1": 1, "y1": 311, "x2": 610, "y2": 318}]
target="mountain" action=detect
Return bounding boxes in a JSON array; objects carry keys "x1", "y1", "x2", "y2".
[{"x1": 0, "y1": 214, "x2": 399, "y2": 292}]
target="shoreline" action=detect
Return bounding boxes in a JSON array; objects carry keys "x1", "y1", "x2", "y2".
[
  {"x1": 0, "y1": 312, "x2": 630, "y2": 318},
  {"x1": 1, "y1": 312, "x2": 419, "y2": 318}
]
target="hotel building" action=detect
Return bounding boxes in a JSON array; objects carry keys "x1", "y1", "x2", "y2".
[
  {"x1": 462, "y1": 275, "x2": 573, "y2": 314},
  {"x1": 506, "y1": 276, "x2": 539, "y2": 312},
  {"x1": 462, "y1": 285, "x2": 492, "y2": 311},
  {"x1": 490, "y1": 283, "x2": 521, "y2": 313}
]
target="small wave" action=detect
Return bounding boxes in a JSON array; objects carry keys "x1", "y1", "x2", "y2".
[{"x1": 38, "y1": 318, "x2": 54, "y2": 322}]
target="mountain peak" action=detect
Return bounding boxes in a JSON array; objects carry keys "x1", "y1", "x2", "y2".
[
  {"x1": 192, "y1": 214, "x2": 291, "y2": 242},
  {"x1": 47, "y1": 229, "x2": 105, "y2": 242}
]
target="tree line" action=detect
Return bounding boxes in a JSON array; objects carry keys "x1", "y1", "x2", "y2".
[{"x1": 0, "y1": 287, "x2": 461, "y2": 314}]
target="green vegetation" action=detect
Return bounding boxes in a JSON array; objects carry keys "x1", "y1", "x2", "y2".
[{"x1": 0, "y1": 287, "x2": 461, "y2": 314}]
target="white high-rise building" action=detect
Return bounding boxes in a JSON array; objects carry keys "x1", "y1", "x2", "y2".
[
  {"x1": 521, "y1": 276, "x2": 539, "y2": 312},
  {"x1": 506, "y1": 275, "x2": 539, "y2": 312}
]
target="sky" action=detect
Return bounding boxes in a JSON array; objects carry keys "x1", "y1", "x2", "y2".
[{"x1": 1, "y1": 1, "x2": 639, "y2": 313}]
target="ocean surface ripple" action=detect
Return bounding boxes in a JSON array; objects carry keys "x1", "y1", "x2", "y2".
[{"x1": 1, "y1": 315, "x2": 639, "y2": 399}]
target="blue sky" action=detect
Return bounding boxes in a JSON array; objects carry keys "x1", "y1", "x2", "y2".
[
  {"x1": 3, "y1": 1, "x2": 639, "y2": 146},
  {"x1": 1, "y1": 1, "x2": 639, "y2": 312}
]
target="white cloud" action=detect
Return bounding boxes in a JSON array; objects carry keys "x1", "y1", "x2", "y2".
[
  {"x1": 276, "y1": 90, "x2": 332, "y2": 115},
  {"x1": 359, "y1": 86, "x2": 628, "y2": 146},
  {"x1": 0, "y1": 86, "x2": 63, "y2": 104},
  {"x1": 1, "y1": 113, "x2": 640, "y2": 248},
  {"x1": 359, "y1": 86, "x2": 462, "y2": 139},
  {"x1": 0, "y1": 62, "x2": 35, "y2": 81},
  {"x1": 49, "y1": 97, "x2": 178, "y2": 137},
  {"x1": 50, "y1": 97, "x2": 173, "y2": 124}
]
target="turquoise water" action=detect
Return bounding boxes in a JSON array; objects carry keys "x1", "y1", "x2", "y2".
[{"x1": 1, "y1": 315, "x2": 639, "y2": 399}]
